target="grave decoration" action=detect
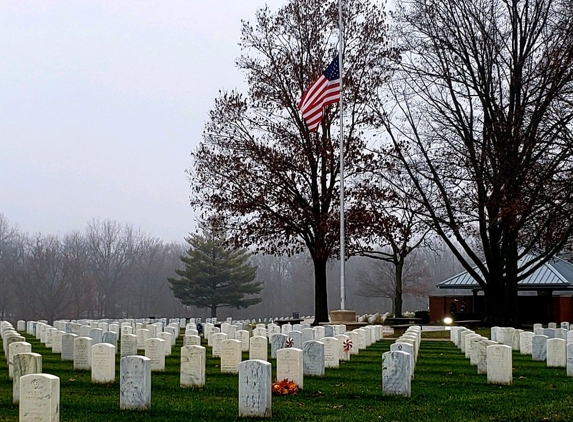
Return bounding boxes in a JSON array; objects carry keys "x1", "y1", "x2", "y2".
[
  {"x1": 271, "y1": 379, "x2": 300, "y2": 396},
  {"x1": 343, "y1": 339, "x2": 353, "y2": 353}
]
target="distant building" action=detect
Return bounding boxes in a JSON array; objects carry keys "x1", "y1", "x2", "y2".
[{"x1": 430, "y1": 255, "x2": 573, "y2": 324}]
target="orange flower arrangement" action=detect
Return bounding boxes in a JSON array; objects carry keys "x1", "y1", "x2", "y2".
[{"x1": 272, "y1": 378, "x2": 300, "y2": 396}]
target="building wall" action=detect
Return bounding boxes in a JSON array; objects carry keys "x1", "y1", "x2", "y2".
[
  {"x1": 431, "y1": 294, "x2": 573, "y2": 324},
  {"x1": 553, "y1": 296, "x2": 573, "y2": 323},
  {"x1": 429, "y1": 296, "x2": 474, "y2": 323}
]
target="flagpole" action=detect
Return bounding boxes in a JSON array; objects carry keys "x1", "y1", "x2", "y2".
[{"x1": 338, "y1": 0, "x2": 346, "y2": 311}]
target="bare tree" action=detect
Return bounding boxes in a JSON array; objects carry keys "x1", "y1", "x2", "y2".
[
  {"x1": 85, "y1": 219, "x2": 137, "y2": 318},
  {"x1": 351, "y1": 166, "x2": 432, "y2": 317},
  {"x1": 0, "y1": 215, "x2": 22, "y2": 319},
  {"x1": 190, "y1": 0, "x2": 397, "y2": 323},
  {"x1": 379, "y1": 0, "x2": 573, "y2": 325},
  {"x1": 14, "y1": 234, "x2": 77, "y2": 323},
  {"x1": 128, "y1": 236, "x2": 185, "y2": 317},
  {"x1": 61, "y1": 231, "x2": 91, "y2": 318},
  {"x1": 356, "y1": 250, "x2": 431, "y2": 314}
]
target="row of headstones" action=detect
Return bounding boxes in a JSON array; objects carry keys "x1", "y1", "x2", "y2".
[
  {"x1": 450, "y1": 322, "x2": 573, "y2": 386},
  {"x1": 206, "y1": 324, "x2": 385, "y2": 363},
  {"x1": 451, "y1": 326, "x2": 512, "y2": 385},
  {"x1": 490, "y1": 325, "x2": 573, "y2": 374},
  {"x1": 1, "y1": 321, "x2": 44, "y2": 408},
  {"x1": 13, "y1": 315, "x2": 312, "y2": 338},
  {"x1": 177, "y1": 322, "x2": 386, "y2": 417},
  {"x1": 3, "y1": 326, "x2": 383, "y2": 419},
  {"x1": 26, "y1": 319, "x2": 181, "y2": 348},
  {"x1": 202, "y1": 321, "x2": 341, "y2": 342},
  {"x1": 5, "y1": 322, "x2": 378, "y2": 383},
  {"x1": 382, "y1": 326, "x2": 421, "y2": 397},
  {"x1": 8, "y1": 356, "x2": 275, "y2": 419}
]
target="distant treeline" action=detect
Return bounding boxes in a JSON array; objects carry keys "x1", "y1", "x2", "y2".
[{"x1": 0, "y1": 214, "x2": 465, "y2": 323}]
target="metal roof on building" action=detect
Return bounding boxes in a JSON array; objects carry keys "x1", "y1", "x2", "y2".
[{"x1": 437, "y1": 255, "x2": 573, "y2": 290}]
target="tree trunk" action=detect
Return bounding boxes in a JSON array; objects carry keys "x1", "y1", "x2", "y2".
[
  {"x1": 211, "y1": 304, "x2": 217, "y2": 318},
  {"x1": 394, "y1": 259, "x2": 404, "y2": 318},
  {"x1": 483, "y1": 244, "x2": 519, "y2": 326},
  {"x1": 503, "y1": 243, "x2": 519, "y2": 326},
  {"x1": 312, "y1": 257, "x2": 329, "y2": 325}
]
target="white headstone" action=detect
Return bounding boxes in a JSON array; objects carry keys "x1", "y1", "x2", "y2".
[
  {"x1": 19, "y1": 373, "x2": 59, "y2": 422},
  {"x1": 567, "y1": 343, "x2": 573, "y2": 377},
  {"x1": 301, "y1": 328, "x2": 314, "y2": 343},
  {"x1": 89, "y1": 328, "x2": 103, "y2": 345},
  {"x1": 8, "y1": 341, "x2": 31, "y2": 379},
  {"x1": 253, "y1": 327, "x2": 267, "y2": 338},
  {"x1": 546, "y1": 338, "x2": 566, "y2": 368},
  {"x1": 211, "y1": 333, "x2": 228, "y2": 358},
  {"x1": 276, "y1": 348, "x2": 304, "y2": 390},
  {"x1": 382, "y1": 350, "x2": 411, "y2": 397},
  {"x1": 238, "y1": 360, "x2": 272, "y2": 418},
  {"x1": 302, "y1": 340, "x2": 325, "y2": 377},
  {"x1": 320, "y1": 337, "x2": 340, "y2": 368},
  {"x1": 519, "y1": 331, "x2": 534, "y2": 355},
  {"x1": 314, "y1": 326, "x2": 325, "y2": 341},
  {"x1": 469, "y1": 336, "x2": 485, "y2": 366},
  {"x1": 486, "y1": 344, "x2": 512, "y2": 385},
  {"x1": 499, "y1": 328, "x2": 516, "y2": 347},
  {"x1": 181, "y1": 345, "x2": 206, "y2": 388},
  {"x1": 391, "y1": 341, "x2": 415, "y2": 376},
  {"x1": 183, "y1": 334, "x2": 202, "y2": 347},
  {"x1": 288, "y1": 331, "x2": 303, "y2": 350},
  {"x1": 91, "y1": 343, "x2": 116, "y2": 383},
  {"x1": 136, "y1": 329, "x2": 151, "y2": 350},
  {"x1": 185, "y1": 329, "x2": 199, "y2": 337},
  {"x1": 532, "y1": 335, "x2": 548, "y2": 361},
  {"x1": 335, "y1": 334, "x2": 351, "y2": 361},
  {"x1": 121, "y1": 325, "x2": 133, "y2": 337},
  {"x1": 120, "y1": 356, "x2": 151, "y2": 410},
  {"x1": 249, "y1": 336, "x2": 268, "y2": 361},
  {"x1": 52, "y1": 331, "x2": 65, "y2": 354},
  {"x1": 74, "y1": 337, "x2": 93, "y2": 370},
  {"x1": 476, "y1": 339, "x2": 497, "y2": 375},
  {"x1": 221, "y1": 339, "x2": 242, "y2": 374},
  {"x1": 267, "y1": 324, "x2": 280, "y2": 339},
  {"x1": 145, "y1": 338, "x2": 166, "y2": 371},
  {"x1": 270, "y1": 333, "x2": 287, "y2": 358},
  {"x1": 61, "y1": 333, "x2": 77, "y2": 361},
  {"x1": 235, "y1": 330, "x2": 250, "y2": 352},
  {"x1": 158, "y1": 332, "x2": 173, "y2": 356},
  {"x1": 102, "y1": 331, "x2": 118, "y2": 350},
  {"x1": 120, "y1": 334, "x2": 138, "y2": 358},
  {"x1": 45, "y1": 328, "x2": 56, "y2": 348},
  {"x1": 13, "y1": 352, "x2": 42, "y2": 404},
  {"x1": 165, "y1": 326, "x2": 178, "y2": 344},
  {"x1": 464, "y1": 334, "x2": 480, "y2": 359}
]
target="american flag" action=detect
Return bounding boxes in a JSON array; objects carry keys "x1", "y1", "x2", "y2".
[{"x1": 298, "y1": 56, "x2": 341, "y2": 132}]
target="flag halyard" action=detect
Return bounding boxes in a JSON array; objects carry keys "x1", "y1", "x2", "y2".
[{"x1": 298, "y1": 56, "x2": 341, "y2": 132}]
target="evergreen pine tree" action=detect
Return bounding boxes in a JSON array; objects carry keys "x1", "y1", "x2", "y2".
[{"x1": 169, "y1": 227, "x2": 261, "y2": 318}]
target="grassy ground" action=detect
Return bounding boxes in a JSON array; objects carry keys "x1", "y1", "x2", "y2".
[{"x1": 2, "y1": 329, "x2": 573, "y2": 421}]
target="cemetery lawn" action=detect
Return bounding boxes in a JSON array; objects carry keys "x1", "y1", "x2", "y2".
[{"x1": 2, "y1": 332, "x2": 573, "y2": 421}]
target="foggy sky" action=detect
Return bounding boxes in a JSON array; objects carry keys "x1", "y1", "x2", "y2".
[{"x1": 0, "y1": 0, "x2": 284, "y2": 242}]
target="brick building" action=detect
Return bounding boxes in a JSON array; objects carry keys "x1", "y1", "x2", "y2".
[{"x1": 429, "y1": 255, "x2": 573, "y2": 324}]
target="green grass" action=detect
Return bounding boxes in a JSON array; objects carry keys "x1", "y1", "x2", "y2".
[{"x1": 2, "y1": 330, "x2": 573, "y2": 421}]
